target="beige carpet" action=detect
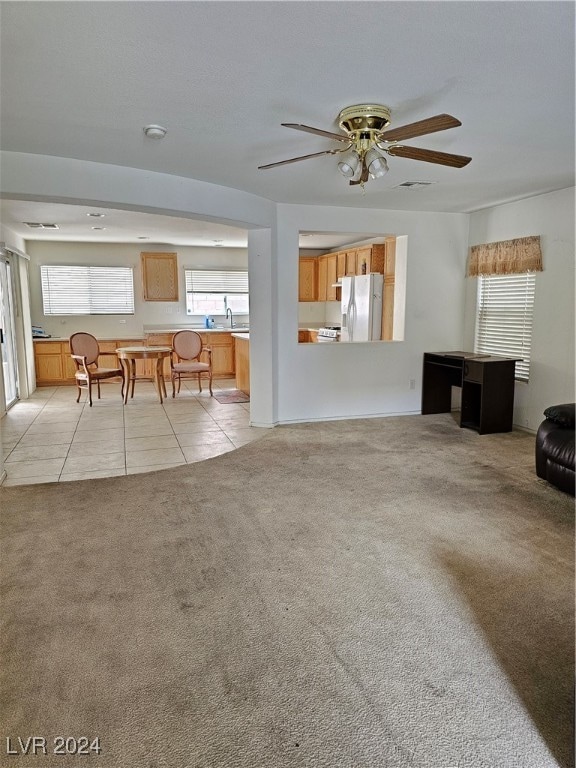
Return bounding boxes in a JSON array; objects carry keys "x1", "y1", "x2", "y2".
[{"x1": 1, "y1": 414, "x2": 573, "y2": 768}]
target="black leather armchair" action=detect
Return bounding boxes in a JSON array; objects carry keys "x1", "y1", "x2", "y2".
[{"x1": 535, "y1": 403, "x2": 575, "y2": 496}]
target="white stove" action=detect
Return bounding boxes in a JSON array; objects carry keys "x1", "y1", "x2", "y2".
[{"x1": 317, "y1": 327, "x2": 340, "y2": 342}]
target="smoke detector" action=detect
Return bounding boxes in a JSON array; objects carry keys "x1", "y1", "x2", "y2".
[{"x1": 143, "y1": 124, "x2": 167, "y2": 139}]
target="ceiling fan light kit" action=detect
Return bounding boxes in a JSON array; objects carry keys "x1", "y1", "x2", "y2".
[
  {"x1": 337, "y1": 151, "x2": 360, "y2": 179},
  {"x1": 365, "y1": 147, "x2": 389, "y2": 179},
  {"x1": 258, "y1": 103, "x2": 471, "y2": 188}
]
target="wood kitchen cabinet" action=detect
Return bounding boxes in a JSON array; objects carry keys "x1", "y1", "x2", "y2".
[
  {"x1": 325, "y1": 254, "x2": 338, "y2": 301},
  {"x1": 337, "y1": 252, "x2": 346, "y2": 279},
  {"x1": 145, "y1": 333, "x2": 174, "y2": 378},
  {"x1": 344, "y1": 250, "x2": 357, "y2": 275},
  {"x1": 141, "y1": 252, "x2": 179, "y2": 301},
  {"x1": 34, "y1": 339, "x2": 129, "y2": 386},
  {"x1": 145, "y1": 331, "x2": 234, "y2": 378},
  {"x1": 381, "y1": 238, "x2": 396, "y2": 341},
  {"x1": 354, "y1": 244, "x2": 386, "y2": 275},
  {"x1": 298, "y1": 243, "x2": 396, "y2": 331},
  {"x1": 234, "y1": 334, "x2": 250, "y2": 395},
  {"x1": 317, "y1": 256, "x2": 328, "y2": 302},
  {"x1": 34, "y1": 341, "x2": 65, "y2": 384},
  {"x1": 200, "y1": 332, "x2": 235, "y2": 377},
  {"x1": 34, "y1": 331, "x2": 237, "y2": 387},
  {"x1": 298, "y1": 257, "x2": 318, "y2": 302}
]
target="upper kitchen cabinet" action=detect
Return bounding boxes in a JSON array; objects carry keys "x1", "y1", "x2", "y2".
[
  {"x1": 298, "y1": 240, "x2": 397, "y2": 309},
  {"x1": 381, "y1": 238, "x2": 396, "y2": 341},
  {"x1": 298, "y1": 257, "x2": 318, "y2": 302},
  {"x1": 317, "y1": 256, "x2": 328, "y2": 302},
  {"x1": 326, "y1": 254, "x2": 338, "y2": 301},
  {"x1": 141, "y1": 252, "x2": 179, "y2": 301},
  {"x1": 354, "y1": 244, "x2": 386, "y2": 275}
]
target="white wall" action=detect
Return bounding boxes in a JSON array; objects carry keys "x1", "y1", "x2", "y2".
[
  {"x1": 275, "y1": 203, "x2": 470, "y2": 423},
  {"x1": 3, "y1": 152, "x2": 572, "y2": 434},
  {"x1": 26, "y1": 242, "x2": 248, "y2": 339},
  {"x1": 1, "y1": 151, "x2": 278, "y2": 425},
  {"x1": 465, "y1": 187, "x2": 575, "y2": 431}
]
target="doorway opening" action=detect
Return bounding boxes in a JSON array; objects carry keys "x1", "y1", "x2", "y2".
[{"x1": 0, "y1": 256, "x2": 19, "y2": 410}]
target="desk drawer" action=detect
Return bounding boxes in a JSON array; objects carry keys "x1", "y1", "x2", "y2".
[{"x1": 464, "y1": 360, "x2": 484, "y2": 383}]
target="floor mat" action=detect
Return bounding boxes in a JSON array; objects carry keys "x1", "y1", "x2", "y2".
[{"x1": 214, "y1": 390, "x2": 250, "y2": 404}]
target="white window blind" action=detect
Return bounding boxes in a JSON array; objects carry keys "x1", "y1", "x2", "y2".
[
  {"x1": 184, "y1": 269, "x2": 249, "y2": 315},
  {"x1": 474, "y1": 272, "x2": 536, "y2": 381},
  {"x1": 41, "y1": 265, "x2": 135, "y2": 315}
]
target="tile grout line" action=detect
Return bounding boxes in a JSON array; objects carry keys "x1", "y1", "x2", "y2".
[
  {"x1": 162, "y1": 394, "x2": 186, "y2": 467},
  {"x1": 4, "y1": 382, "x2": 258, "y2": 484},
  {"x1": 58, "y1": 387, "x2": 84, "y2": 483}
]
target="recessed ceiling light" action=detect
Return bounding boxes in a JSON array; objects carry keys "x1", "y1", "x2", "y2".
[
  {"x1": 143, "y1": 124, "x2": 167, "y2": 139},
  {"x1": 91, "y1": 226, "x2": 106, "y2": 230},
  {"x1": 87, "y1": 212, "x2": 105, "y2": 217}
]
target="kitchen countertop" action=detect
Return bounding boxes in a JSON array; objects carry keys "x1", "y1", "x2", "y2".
[
  {"x1": 33, "y1": 328, "x2": 249, "y2": 342},
  {"x1": 33, "y1": 336, "x2": 142, "y2": 342},
  {"x1": 145, "y1": 327, "x2": 248, "y2": 334}
]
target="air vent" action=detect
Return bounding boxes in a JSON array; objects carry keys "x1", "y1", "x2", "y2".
[
  {"x1": 23, "y1": 222, "x2": 60, "y2": 229},
  {"x1": 394, "y1": 181, "x2": 437, "y2": 190}
]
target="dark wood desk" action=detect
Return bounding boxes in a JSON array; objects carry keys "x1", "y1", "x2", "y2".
[{"x1": 422, "y1": 351, "x2": 519, "y2": 434}]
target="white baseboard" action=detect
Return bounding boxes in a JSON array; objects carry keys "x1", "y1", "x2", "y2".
[{"x1": 275, "y1": 409, "x2": 421, "y2": 426}]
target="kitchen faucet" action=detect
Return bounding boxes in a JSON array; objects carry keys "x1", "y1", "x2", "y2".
[{"x1": 226, "y1": 307, "x2": 234, "y2": 328}]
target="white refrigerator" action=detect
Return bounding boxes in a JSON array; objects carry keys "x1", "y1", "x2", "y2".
[{"x1": 340, "y1": 273, "x2": 383, "y2": 342}]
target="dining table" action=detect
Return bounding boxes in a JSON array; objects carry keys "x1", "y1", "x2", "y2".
[{"x1": 116, "y1": 346, "x2": 172, "y2": 404}]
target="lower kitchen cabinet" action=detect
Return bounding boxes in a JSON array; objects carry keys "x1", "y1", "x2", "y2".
[
  {"x1": 145, "y1": 331, "x2": 234, "y2": 377},
  {"x1": 34, "y1": 338, "x2": 141, "y2": 386},
  {"x1": 145, "y1": 333, "x2": 174, "y2": 378},
  {"x1": 233, "y1": 335, "x2": 250, "y2": 394},
  {"x1": 201, "y1": 332, "x2": 235, "y2": 377},
  {"x1": 34, "y1": 330, "x2": 237, "y2": 387},
  {"x1": 34, "y1": 341, "x2": 66, "y2": 384}
]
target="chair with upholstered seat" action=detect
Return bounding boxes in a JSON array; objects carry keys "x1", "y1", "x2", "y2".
[
  {"x1": 171, "y1": 330, "x2": 213, "y2": 397},
  {"x1": 69, "y1": 332, "x2": 124, "y2": 407}
]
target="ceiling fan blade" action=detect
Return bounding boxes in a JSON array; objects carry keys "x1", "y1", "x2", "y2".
[
  {"x1": 282, "y1": 123, "x2": 351, "y2": 143},
  {"x1": 386, "y1": 144, "x2": 472, "y2": 168},
  {"x1": 377, "y1": 114, "x2": 462, "y2": 143},
  {"x1": 258, "y1": 148, "x2": 348, "y2": 170}
]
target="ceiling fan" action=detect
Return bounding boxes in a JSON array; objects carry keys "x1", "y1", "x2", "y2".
[{"x1": 258, "y1": 104, "x2": 471, "y2": 187}]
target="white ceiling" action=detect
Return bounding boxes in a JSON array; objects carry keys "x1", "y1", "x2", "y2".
[{"x1": 0, "y1": 1, "x2": 574, "y2": 248}]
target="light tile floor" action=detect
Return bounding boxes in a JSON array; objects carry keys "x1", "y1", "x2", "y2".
[{"x1": 1, "y1": 378, "x2": 266, "y2": 486}]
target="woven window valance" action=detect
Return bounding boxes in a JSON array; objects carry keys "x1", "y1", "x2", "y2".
[{"x1": 467, "y1": 235, "x2": 543, "y2": 277}]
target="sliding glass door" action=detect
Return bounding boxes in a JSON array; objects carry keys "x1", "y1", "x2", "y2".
[{"x1": 0, "y1": 257, "x2": 19, "y2": 409}]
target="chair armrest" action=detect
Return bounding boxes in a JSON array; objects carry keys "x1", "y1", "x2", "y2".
[
  {"x1": 71, "y1": 354, "x2": 90, "y2": 374},
  {"x1": 202, "y1": 347, "x2": 212, "y2": 363},
  {"x1": 543, "y1": 403, "x2": 575, "y2": 429}
]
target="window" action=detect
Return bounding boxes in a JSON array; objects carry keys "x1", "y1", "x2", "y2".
[
  {"x1": 41, "y1": 265, "x2": 135, "y2": 315},
  {"x1": 475, "y1": 272, "x2": 536, "y2": 381},
  {"x1": 185, "y1": 269, "x2": 249, "y2": 315}
]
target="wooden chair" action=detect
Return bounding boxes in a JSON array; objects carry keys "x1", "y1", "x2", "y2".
[
  {"x1": 69, "y1": 332, "x2": 124, "y2": 407},
  {"x1": 170, "y1": 330, "x2": 213, "y2": 396}
]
